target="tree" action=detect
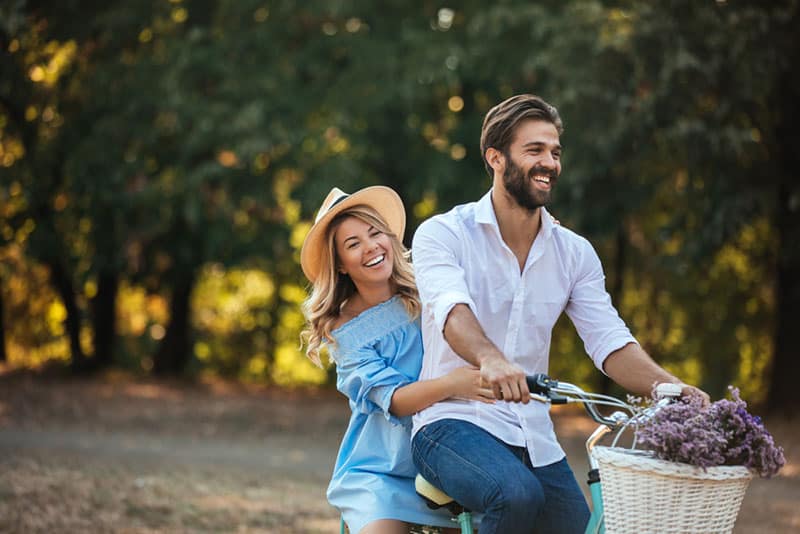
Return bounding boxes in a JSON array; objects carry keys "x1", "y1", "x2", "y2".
[
  {"x1": 1, "y1": 1, "x2": 795, "y2": 406},
  {"x1": 1, "y1": 1, "x2": 91, "y2": 370},
  {"x1": 766, "y1": 2, "x2": 800, "y2": 413},
  {"x1": 0, "y1": 271, "x2": 6, "y2": 363}
]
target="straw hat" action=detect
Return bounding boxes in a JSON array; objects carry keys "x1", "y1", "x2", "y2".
[{"x1": 300, "y1": 186, "x2": 406, "y2": 282}]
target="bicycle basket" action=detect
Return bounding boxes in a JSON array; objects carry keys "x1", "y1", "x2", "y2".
[{"x1": 592, "y1": 446, "x2": 752, "y2": 534}]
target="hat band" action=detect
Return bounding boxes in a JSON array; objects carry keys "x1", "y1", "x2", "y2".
[{"x1": 317, "y1": 193, "x2": 350, "y2": 222}]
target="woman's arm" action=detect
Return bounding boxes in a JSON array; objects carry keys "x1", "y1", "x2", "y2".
[{"x1": 389, "y1": 367, "x2": 494, "y2": 417}]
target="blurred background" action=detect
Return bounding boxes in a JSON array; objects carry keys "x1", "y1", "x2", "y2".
[
  {"x1": 2, "y1": 2, "x2": 799, "y2": 532},
  {"x1": 1, "y1": 0, "x2": 799, "y2": 410}
]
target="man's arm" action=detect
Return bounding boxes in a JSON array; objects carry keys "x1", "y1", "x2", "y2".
[
  {"x1": 413, "y1": 218, "x2": 530, "y2": 403},
  {"x1": 443, "y1": 304, "x2": 530, "y2": 403},
  {"x1": 566, "y1": 239, "x2": 708, "y2": 403},
  {"x1": 603, "y1": 342, "x2": 710, "y2": 403}
]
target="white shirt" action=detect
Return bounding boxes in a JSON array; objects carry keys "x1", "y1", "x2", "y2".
[{"x1": 411, "y1": 190, "x2": 638, "y2": 467}]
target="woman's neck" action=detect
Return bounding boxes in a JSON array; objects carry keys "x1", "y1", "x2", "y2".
[{"x1": 348, "y1": 281, "x2": 395, "y2": 314}]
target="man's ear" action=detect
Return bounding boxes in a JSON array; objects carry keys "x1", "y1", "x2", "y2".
[{"x1": 485, "y1": 147, "x2": 505, "y2": 174}]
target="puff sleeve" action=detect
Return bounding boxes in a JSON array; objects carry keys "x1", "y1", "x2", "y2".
[{"x1": 332, "y1": 342, "x2": 414, "y2": 425}]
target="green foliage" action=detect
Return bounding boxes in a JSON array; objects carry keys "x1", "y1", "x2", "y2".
[{"x1": 1, "y1": 1, "x2": 797, "y2": 405}]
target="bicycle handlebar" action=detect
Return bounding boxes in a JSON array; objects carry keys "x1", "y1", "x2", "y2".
[
  {"x1": 526, "y1": 373, "x2": 681, "y2": 432},
  {"x1": 526, "y1": 373, "x2": 658, "y2": 429}
]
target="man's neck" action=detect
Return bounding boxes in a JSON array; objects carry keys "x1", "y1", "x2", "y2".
[{"x1": 490, "y1": 188, "x2": 543, "y2": 254}]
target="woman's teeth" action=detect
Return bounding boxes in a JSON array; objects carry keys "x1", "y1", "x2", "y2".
[{"x1": 365, "y1": 255, "x2": 385, "y2": 267}]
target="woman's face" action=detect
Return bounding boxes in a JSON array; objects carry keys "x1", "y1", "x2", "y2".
[{"x1": 333, "y1": 216, "x2": 394, "y2": 289}]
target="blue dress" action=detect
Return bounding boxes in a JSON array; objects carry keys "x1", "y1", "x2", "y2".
[{"x1": 326, "y1": 296, "x2": 454, "y2": 533}]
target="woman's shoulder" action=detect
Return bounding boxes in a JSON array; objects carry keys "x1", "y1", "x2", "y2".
[
  {"x1": 331, "y1": 308, "x2": 358, "y2": 331},
  {"x1": 330, "y1": 296, "x2": 416, "y2": 350}
]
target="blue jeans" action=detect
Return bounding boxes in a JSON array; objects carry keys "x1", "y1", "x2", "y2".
[{"x1": 412, "y1": 419, "x2": 590, "y2": 534}]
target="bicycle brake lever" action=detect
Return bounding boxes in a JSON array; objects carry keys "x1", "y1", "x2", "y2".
[
  {"x1": 529, "y1": 391, "x2": 569, "y2": 405},
  {"x1": 530, "y1": 393, "x2": 550, "y2": 403}
]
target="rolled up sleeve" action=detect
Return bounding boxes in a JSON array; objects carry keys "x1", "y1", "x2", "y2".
[
  {"x1": 333, "y1": 344, "x2": 412, "y2": 425},
  {"x1": 565, "y1": 239, "x2": 638, "y2": 372},
  {"x1": 412, "y1": 218, "x2": 477, "y2": 333}
]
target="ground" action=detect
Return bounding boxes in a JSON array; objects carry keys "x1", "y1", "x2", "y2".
[{"x1": 0, "y1": 370, "x2": 797, "y2": 533}]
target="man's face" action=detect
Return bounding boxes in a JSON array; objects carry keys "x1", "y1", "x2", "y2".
[{"x1": 501, "y1": 120, "x2": 562, "y2": 212}]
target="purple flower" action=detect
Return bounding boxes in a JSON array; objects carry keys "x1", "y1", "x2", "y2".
[{"x1": 636, "y1": 386, "x2": 785, "y2": 477}]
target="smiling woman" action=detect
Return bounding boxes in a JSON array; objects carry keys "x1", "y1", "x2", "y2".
[
  {"x1": 332, "y1": 214, "x2": 396, "y2": 312},
  {"x1": 298, "y1": 186, "x2": 494, "y2": 534}
]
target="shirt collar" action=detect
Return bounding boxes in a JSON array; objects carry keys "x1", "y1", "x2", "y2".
[
  {"x1": 474, "y1": 189, "x2": 497, "y2": 226},
  {"x1": 475, "y1": 188, "x2": 554, "y2": 241}
]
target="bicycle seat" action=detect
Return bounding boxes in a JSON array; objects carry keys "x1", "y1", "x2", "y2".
[{"x1": 414, "y1": 474, "x2": 455, "y2": 507}]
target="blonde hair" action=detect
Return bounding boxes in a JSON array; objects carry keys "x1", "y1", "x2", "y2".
[{"x1": 300, "y1": 205, "x2": 419, "y2": 366}]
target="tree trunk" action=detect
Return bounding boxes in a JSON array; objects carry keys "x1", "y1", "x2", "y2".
[
  {"x1": 767, "y1": 166, "x2": 800, "y2": 413},
  {"x1": 0, "y1": 273, "x2": 7, "y2": 363},
  {"x1": 153, "y1": 274, "x2": 196, "y2": 376},
  {"x1": 767, "y1": 179, "x2": 800, "y2": 414},
  {"x1": 766, "y1": 16, "x2": 800, "y2": 414},
  {"x1": 90, "y1": 271, "x2": 119, "y2": 369},
  {"x1": 48, "y1": 260, "x2": 88, "y2": 371}
]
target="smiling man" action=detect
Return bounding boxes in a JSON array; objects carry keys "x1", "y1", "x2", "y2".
[{"x1": 410, "y1": 94, "x2": 707, "y2": 534}]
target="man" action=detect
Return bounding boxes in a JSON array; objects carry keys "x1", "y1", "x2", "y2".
[{"x1": 410, "y1": 94, "x2": 707, "y2": 534}]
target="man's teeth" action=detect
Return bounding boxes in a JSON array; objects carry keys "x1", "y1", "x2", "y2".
[
  {"x1": 533, "y1": 176, "x2": 550, "y2": 184},
  {"x1": 365, "y1": 255, "x2": 385, "y2": 267}
]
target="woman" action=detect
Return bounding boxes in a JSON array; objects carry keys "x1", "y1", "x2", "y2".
[{"x1": 300, "y1": 186, "x2": 493, "y2": 534}]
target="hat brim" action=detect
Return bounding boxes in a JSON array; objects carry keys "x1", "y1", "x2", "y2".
[{"x1": 300, "y1": 186, "x2": 406, "y2": 282}]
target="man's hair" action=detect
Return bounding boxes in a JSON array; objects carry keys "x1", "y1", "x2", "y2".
[{"x1": 479, "y1": 94, "x2": 563, "y2": 177}]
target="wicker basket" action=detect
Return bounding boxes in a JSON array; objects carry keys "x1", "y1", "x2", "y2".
[{"x1": 592, "y1": 446, "x2": 752, "y2": 534}]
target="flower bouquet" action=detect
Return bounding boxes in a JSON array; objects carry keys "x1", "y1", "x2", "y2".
[
  {"x1": 592, "y1": 387, "x2": 785, "y2": 533},
  {"x1": 635, "y1": 387, "x2": 785, "y2": 478}
]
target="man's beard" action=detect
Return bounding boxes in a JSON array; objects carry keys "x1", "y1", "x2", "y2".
[{"x1": 503, "y1": 156, "x2": 556, "y2": 212}]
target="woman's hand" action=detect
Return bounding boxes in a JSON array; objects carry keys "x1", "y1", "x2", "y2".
[{"x1": 442, "y1": 367, "x2": 496, "y2": 403}]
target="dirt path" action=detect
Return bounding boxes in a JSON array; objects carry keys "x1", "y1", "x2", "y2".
[
  {"x1": 0, "y1": 426, "x2": 338, "y2": 476},
  {"x1": 1, "y1": 372, "x2": 797, "y2": 533}
]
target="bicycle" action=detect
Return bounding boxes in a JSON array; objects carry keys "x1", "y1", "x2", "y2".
[{"x1": 413, "y1": 374, "x2": 683, "y2": 534}]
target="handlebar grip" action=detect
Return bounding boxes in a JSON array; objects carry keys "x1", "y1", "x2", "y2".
[
  {"x1": 526, "y1": 374, "x2": 570, "y2": 404},
  {"x1": 526, "y1": 374, "x2": 556, "y2": 394}
]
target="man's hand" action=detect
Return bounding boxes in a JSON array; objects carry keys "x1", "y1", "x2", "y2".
[
  {"x1": 680, "y1": 384, "x2": 711, "y2": 407},
  {"x1": 656, "y1": 381, "x2": 711, "y2": 407},
  {"x1": 480, "y1": 355, "x2": 530, "y2": 403},
  {"x1": 441, "y1": 304, "x2": 530, "y2": 403},
  {"x1": 604, "y1": 344, "x2": 710, "y2": 407}
]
